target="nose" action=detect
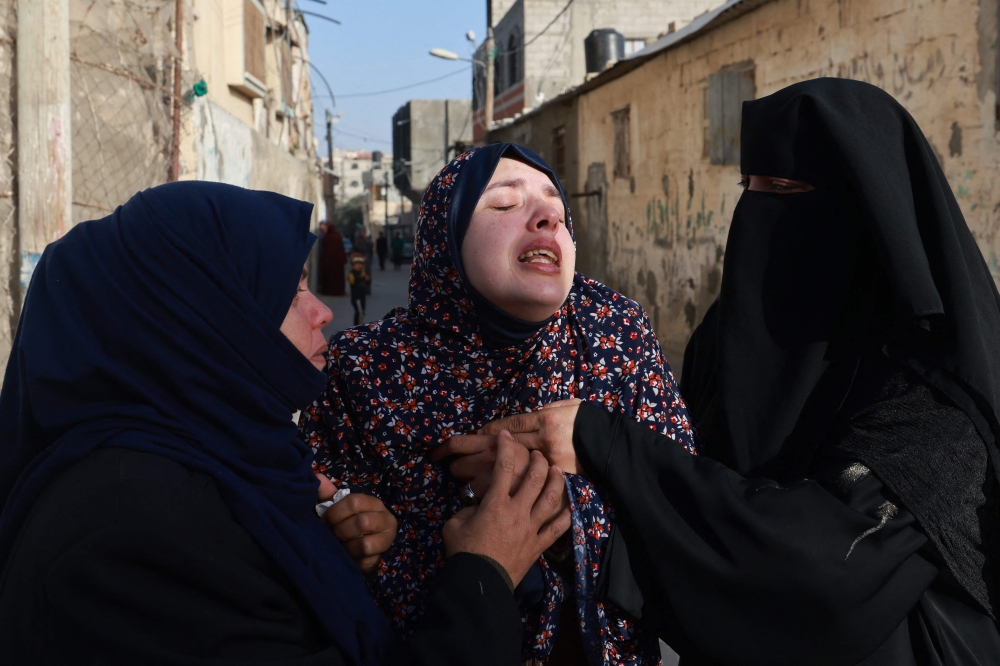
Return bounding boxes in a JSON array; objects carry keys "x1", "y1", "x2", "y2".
[
  {"x1": 310, "y1": 293, "x2": 333, "y2": 330},
  {"x1": 529, "y1": 201, "x2": 564, "y2": 234}
]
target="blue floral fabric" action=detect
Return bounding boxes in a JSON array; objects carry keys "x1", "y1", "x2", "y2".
[{"x1": 300, "y1": 149, "x2": 696, "y2": 665}]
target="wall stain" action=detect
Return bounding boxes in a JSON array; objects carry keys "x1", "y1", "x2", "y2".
[{"x1": 949, "y1": 122, "x2": 962, "y2": 157}]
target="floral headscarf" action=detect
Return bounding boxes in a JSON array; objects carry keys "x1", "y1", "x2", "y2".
[{"x1": 300, "y1": 145, "x2": 696, "y2": 665}]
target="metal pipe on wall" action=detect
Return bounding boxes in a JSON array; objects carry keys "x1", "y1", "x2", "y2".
[{"x1": 169, "y1": 0, "x2": 184, "y2": 181}]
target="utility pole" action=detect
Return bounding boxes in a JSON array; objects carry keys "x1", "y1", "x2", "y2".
[
  {"x1": 325, "y1": 109, "x2": 335, "y2": 225},
  {"x1": 443, "y1": 99, "x2": 449, "y2": 164},
  {"x1": 383, "y1": 171, "x2": 389, "y2": 227},
  {"x1": 17, "y1": 0, "x2": 71, "y2": 302},
  {"x1": 485, "y1": 3, "x2": 495, "y2": 135}
]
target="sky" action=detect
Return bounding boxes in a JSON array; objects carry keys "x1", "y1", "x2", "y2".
[{"x1": 300, "y1": 0, "x2": 486, "y2": 154}]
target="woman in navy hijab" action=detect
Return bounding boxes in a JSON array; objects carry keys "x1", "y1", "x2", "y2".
[{"x1": 0, "y1": 181, "x2": 569, "y2": 665}]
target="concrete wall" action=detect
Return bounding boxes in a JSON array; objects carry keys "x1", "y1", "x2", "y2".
[
  {"x1": 393, "y1": 99, "x2": 473, "y2": 203},
  {"x1": 182, "y1": 96, "x2": 321, "y2": 222},
  {"x1": 492, "y1": 0, "x2": 1000, "y2": 369}
]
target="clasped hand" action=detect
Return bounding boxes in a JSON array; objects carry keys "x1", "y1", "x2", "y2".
[
  {"x1": 431, "y1": 398, "x2": 584, "y2": 498},
  {"x1": 315, "y1": 474, "x2": 398, "y2": 574}
]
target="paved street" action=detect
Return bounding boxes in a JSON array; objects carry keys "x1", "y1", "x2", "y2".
[{"x1": 320, "y1": 263, "x2": 412, "y2": 339}]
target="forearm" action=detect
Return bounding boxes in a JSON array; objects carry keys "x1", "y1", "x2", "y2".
[
  {"x1": 573, "y1": 402, "x2": 937, "y2": 666},
  {"x1": 388, "y1": 553, "x2": 521, "y2": 666}
]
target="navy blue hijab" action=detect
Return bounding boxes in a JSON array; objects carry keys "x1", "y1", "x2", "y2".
[{"x1": 0, "y1": 181, "x2": 391, "y2": 664}]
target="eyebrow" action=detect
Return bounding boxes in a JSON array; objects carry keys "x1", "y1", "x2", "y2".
[
  {"x1": 483, "y1": 178, "x2": 526, "y2": 193},
  {"x1": 483, "y1": 178, "x2": 563, "y2": 199}
]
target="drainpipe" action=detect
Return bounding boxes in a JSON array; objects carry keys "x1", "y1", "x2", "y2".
[
  {"x1": 169, "y1": 0, "x2": 183, "y2": 180},
  {"x1": 485, "y1": 3, "x2": 494, "y2": 134}
]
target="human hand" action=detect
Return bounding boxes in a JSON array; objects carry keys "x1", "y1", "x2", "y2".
[
  {"x1": 442, "y1": 432, "x2": 571, "y2": 586},
  {"x1": 437, "y1": 399, "x2": 584, "y2": 479},
  {"x1": 315, "y1": 474, "x2": 398, "y2": 574},
  {"x1": 430, "y1": 432, "x2": 531, "y2": 498}
]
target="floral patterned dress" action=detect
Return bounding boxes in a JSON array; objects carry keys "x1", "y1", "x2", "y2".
[{"x1": 300, "y1": 148, "x2": 696, "y2": 665}]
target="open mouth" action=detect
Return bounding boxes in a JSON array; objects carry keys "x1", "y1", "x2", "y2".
[{"x1": 517, "y1": 248, "x2": 560, "y2": 266}]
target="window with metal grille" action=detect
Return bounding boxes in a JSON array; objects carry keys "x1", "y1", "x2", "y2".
[
  {"x1": 243, "y1": 0, "x2": 266, "y2": 84},
  {"x1": 707, "y1": 63, "x2": 755, "y2": 165},
  {"x1": 612, "y1": 106, "x2": 631, "y2": 179},
  {"x1": 553, "y1": 126, "x2": 566, "y2": 179}
]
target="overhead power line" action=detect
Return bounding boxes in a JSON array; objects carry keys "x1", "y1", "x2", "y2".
[
  {"x1": 334, "y1": 68, "x2": 467, "y2": 99},
  {"x1": 493, "y1": 0, "x2": 574, "y2": 56}
]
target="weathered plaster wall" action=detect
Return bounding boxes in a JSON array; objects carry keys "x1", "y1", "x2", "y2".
[
  {"x1": 493, "y1": 0, "x2": 1000, "y2": 370},
  {"x1": 181, "y1": 97, "x2": 320, "y2": 221}
]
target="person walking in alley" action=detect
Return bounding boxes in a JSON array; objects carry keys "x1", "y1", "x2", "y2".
[
  {"x1": 376, "y1": 231, "x2": 388, "y2": 271},
  {"x1": 319, "y1": 221, "x2": 347, "y2": 296},
  {"x1": 440, "y1": 78, "x2": 1000, "y2": 665},
  {"x1": 353, "y1": 227, "x2": 373, "y2": 274},
  {"x1": 391, "y1": 230, "x2": 405, "y2": 271},
  {"x1": 347, "y1": 253, "x2": 371, "y2": 326}
]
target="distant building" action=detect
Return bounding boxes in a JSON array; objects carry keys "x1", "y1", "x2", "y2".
[
  {"x1": 392, "y1": 99, "x2": 474, "y2": 204},
  {"x1": 473, "y1": 0, "x2": 723, "y2": 140},
  {"x1": 362, "y1": 151, "x2": 410, "y2": 231},
  {"x1": 332, "y1": 149, "x2": 374, "y2": 204}
]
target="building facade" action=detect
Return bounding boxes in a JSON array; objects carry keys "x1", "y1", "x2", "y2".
[
  {"x1": 490, "y1": 0, "x2": 1000, "y2": 368},
  {"x1": 333, "y1": 149, "x2": 374, "y2": 205},
  {"x1": 473, "y1": 0, "x2": 724, "y2": 140},
  {"x1": 0, "y1": 0, "x2": 326, "y2": 381},
  {"x1": 181, "y1": 0, "x2": 323, "y2": 216},
  {"x1": 392, "y1": 98, "x2": 474, "y2": 204}
]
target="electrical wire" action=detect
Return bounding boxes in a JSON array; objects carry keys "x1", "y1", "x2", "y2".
[
  {"x1": 496, "y1": 0, "x2": 574, "y2": 55},
  {"x1": 336, "y1": 68, "x2": 468, "y2": 98}
]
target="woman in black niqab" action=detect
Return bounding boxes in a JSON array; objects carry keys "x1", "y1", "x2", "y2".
[{"x1": 539, "y1": 78, "x2": 1000, "y2": 666}]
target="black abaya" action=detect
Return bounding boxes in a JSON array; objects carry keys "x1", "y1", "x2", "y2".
[
  {"x1": 577, "y1": 398, "x2": 1000, "y2": 665},
  {"x1": 630, "y1": 78, "x2": 1000, "y2": 664},
  {"x1": 0, "y1": 447, "x2": 522, "y2": 665}
]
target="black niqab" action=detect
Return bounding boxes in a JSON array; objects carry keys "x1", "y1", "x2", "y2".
[{"x1": 682, "y1": 78, "x2": 1000, "y2": 612}]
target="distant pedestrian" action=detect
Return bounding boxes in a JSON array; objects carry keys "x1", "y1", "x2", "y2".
[
  {"x1": 347, "y1": 254, "x2": 371, "y2": 326},
  {"x1": 354, "y1": 228, "x2": 373, "y2": 274},
  {"x1": 376, "y1": 232, "x2": 388, "y2": 271},
  {"x1": 319, "y1": 223, "x2": 347, "y2": 296},
  {"x1": 390, "y1": 231, "x2": 405, "y2": 271}
]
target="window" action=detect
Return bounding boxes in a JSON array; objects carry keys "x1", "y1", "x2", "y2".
[
  {"x1": 702, "y1": 86, "x2": 710, "y2": 159},
  {"x1": 623, "y1": 39, "x2": 647, "y2": 57},
  {"x1": 243, "y1": 0, "x2": 266, "y2": 83},
  {"x1": 350, "y1": 181, "x2": 359, "y2": 188},
  {"x1": 707, "y1": 63, "x2": 755, "y2": 165},
  {"x1": 351, "y1": 163, "x2": 359, "y2": 170},
  {"x1": 507, "y1": 33, "x2": 522, "y2": 87},
  {"x1": 612, "y1": 106, "x2": 631, "y2": 179},
  {"x1": 553, "y1": 126, "x2": 566, "y2": 179}
]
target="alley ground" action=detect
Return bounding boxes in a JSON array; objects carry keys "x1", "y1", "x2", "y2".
[
  {"x1": 320, "y1": 263, "x2": 411, "y2": 338},
  {"x1": 318, "y1": 263, "x2": 680, "y2": 666}
]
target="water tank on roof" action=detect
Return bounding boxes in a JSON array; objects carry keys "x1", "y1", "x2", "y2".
[{"x1": 585, "y1": 29, "x2": 625, "y2": 74}]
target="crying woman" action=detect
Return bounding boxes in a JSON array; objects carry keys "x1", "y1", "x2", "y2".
[{"x1": 300, "y1": 144, "x2": 696, "y2": 665}]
